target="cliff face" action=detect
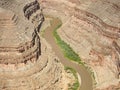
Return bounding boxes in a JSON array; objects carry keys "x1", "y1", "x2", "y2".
[
  {"x1": 0, "y1": 0, "x2": 43, "y2": 65},
  {"x1": 41, "y1": 0, "x2": 120, "y2": 89},
  {"x1": 0, "y1": 0, "x2": 72, "y2": 90}
]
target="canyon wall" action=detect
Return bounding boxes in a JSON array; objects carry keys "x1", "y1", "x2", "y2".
[
  {"x1": 41, "y1": 0, "x2": 120, "y2": 89},
  {"x1": 0, "y1": 0, "x2": 72, "y2": 90}
]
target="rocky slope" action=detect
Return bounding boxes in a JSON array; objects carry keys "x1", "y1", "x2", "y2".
[
  {"x1": 0, "y1": 0, "x2": 73, "y2": 90},
  {"x1": 41, "y1": 0, "x2": 120, "y2": 89}
]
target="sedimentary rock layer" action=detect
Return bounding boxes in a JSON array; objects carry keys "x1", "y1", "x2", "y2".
[
  {"x1": 0, "y1": 0, "x2": 72, "y2": 90},
  {"x1": 41, "y1": 0, "x2": 120, "y2": 89}
]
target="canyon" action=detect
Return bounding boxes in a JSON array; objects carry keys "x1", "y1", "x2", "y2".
[
  {"x1": 0, "y1": 0, "x2": 120, "y2": 90},
  {"x1": 41, "y1": 0, "x2": 120, "y2": 90},
  {"x1": 0, "y1": 0, "x2": 75, "y2": 90}
]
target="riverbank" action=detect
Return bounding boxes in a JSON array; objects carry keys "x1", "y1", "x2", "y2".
[
  {"x1": 52, "y1": 17, "x2": 96, "y2": 88},
  {"x1": 65, "y1": 67, "x2": 80, "y2": 90},
  {"x1": 41, "y1": 16, "x2": 80, "y2": 90},
  {"x1": 42, "y1": 15, "x2": 93, "y2": 90}
]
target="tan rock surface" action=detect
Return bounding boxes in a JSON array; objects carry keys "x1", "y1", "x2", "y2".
[
  {"x1": 41, "y1": 0, "x2": 120, "y2": 89},
  {"x1": 0, "y1": 0, "x2": 73, "y2": 90}
]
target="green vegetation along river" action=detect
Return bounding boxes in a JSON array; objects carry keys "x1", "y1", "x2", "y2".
[{"x1": 43, "y1": 16, "x2": 93, "y2": 90}]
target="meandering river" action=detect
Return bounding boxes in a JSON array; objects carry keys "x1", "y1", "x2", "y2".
[{"x1": 43, "y1": 17, "x2": 93, "y2": 90}]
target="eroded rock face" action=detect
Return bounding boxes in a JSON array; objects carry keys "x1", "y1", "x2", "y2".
[
  {"x1": 0, "y1": 0, "x2": 43, "y2": 64},
  {"x1": 41, "y1": 0, "x2": 120, "y2": 89},
  {"x1": 0, "y1": 0, "x2": 72, "y2": 90}
]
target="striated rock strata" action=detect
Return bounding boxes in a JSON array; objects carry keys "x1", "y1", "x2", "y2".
[
  {"x1": 41, "y1": 0, "x2": 120, "y2": 89},
  {"x1": 0, "y1": 0, "x2": 73, "y2": 90}
]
